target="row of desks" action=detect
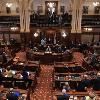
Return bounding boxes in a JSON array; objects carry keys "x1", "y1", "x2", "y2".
[
  {"x1": 53, "y1": 61, "x2": 100, "y2": 91},
  {"x1": 0, "y1": 61, "x2": 40, "y2": 90},
  {"x1": 54, "y1": 91, "x2": 100, "y2": 100},
  {"x1": 32, "y1": 52, "x2": 73, "y2": 64}
]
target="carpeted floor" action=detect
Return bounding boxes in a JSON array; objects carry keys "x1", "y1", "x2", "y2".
[
  {"x1": 31, "y1": 65, "x2": 53, "y2": 100},
  {"x1": 31, "y1": 52, "x2": 84, "y2": 100},
  {"x1": 73, "y1": 52, "x2": 84, "y2": 65}
]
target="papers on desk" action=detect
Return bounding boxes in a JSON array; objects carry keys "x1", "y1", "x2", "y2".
[
  {"x1": 69, "y1": 96, "x2": 78, "y2": 100},
  {"x1": 57, "y1": 76, "x2": 64, "y2": 80},
  {"x1": 45, "y1": 51, "x2": 52, "y2": 54}
]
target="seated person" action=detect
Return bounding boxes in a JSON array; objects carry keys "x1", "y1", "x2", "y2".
[
  {"x1": 5, "y1": 66, "x2": 13, "y2": 77},
  {"x1": 0, "y1": 70, "x2": 3, "y2": 82},
  {"x1": 57, "y1": 89, "x2": 69, "y2": 100},
  {"x1": 62, "y1": 82, "x2": 70, "y2": 92},
  {"x1": 14, "y1": 72, "x2": 22, "y2": 79},
  {"x1": 33, "y1": 46, "x2": 38, "y2": 52},
  {"x1": 0, "y1": 49, "x2": 7, "y2": 64},
  {"x1": 76, "y1": 75, "x2": 91, "y2": 91},
  {"x1": 45, "y1": 46, "x2": 52, "y2": 53},
  {"x1": 84, "y1": 90, "x2": 98, "y2": 100},
  {"x1": 21, "y1": 69, "x2": 28, "y2": 79},
  {"x1": 93, "y1": 72, "x2": 100, "y2": 91},
  {"x1": 6, "y1": 88, "x2": 18, "y2": 100},
  {"x1": 13, "y1": 91, "x2": 20, "y2": 97}
]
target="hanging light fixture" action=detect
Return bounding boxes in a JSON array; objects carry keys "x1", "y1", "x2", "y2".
[
  {"x1": 33, "y1": 29, "x2": 40, "y2": 37},
  {"x1": 61, "y1": 30, "x2": 68, "y2": 38},
  {"x1": 34, "y1": 32, "x2": 39, "y2": 37}
]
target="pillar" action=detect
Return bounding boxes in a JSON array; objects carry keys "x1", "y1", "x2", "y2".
[
  {"x1": 16, "y1": 0, "x2": 33, "y2": 44},
  {"x1": 71, "y1": 0, "x2": 84, "y2": 43}
]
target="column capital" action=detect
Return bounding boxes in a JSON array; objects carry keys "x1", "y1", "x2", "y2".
[
  {"x1": 77, "y1": 29, "x2": 82, "y2": 33},
  {"x1": 71, "y1": 29, "x2": 76, "y2": 33}
]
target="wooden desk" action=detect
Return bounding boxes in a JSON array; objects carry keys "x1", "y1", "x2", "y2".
[
  {"x1": 53, "y1": 71, "x2": 98, "y2": 90},
  {"x1": 12, "y1": 61, "x2": 40, "y2": 76},
  {"x1": 54, "y1": 91, "x2": 100, "y2": 100},
  {"x1": 32, "y1": 52, "x2": 73, "y2": 64}
]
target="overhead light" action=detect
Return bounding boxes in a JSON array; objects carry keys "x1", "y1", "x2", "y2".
[
  {"x1": 84, "y1": 28, "x2": 92, "y2": 32},
  {"x1": 10, "y1": 27, "x2": 18, "y2": 31},
  {"x1": 34, "y1": 32, "x2": 38, "y2": 37},
  {"x1": 48, "y1": 2, "x2": 54, "y2": 8},
  {"x1": 93, "y1": 2, "x2": 99, "y2": 6},
  {"x1": 6, "y1": 3, "x2": 12, "y2": 7},
  {"x1": 61, "y1": 30, "x2": 68, "y2": 38}
]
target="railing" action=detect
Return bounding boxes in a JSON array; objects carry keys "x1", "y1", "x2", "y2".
[{"x1": 0, "y1": 15, "x2": 100, "y2": 27}]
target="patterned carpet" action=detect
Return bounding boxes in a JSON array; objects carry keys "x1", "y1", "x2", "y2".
[
  {"x1": 31, "y1": 65, "x2": 53, "y2": 100},
  {"x1": 30, "y1": 52, "x2": 84, "y2": 100},
  {"x1": 73, "y1": 52, "x2": 84, "y2": 65}
]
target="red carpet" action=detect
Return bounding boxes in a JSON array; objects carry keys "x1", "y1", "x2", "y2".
[
  {"x1": 73, "y1": 52, "x2": 84, "y2": 65},
  {"x1": 31, "y1": 52, "x2": 84, "y2": 100},
  {"x1": 31, "y1": 65, "x2": 53, "y2": 100}
]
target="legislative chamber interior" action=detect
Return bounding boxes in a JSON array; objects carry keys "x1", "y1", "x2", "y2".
[{"x1": 0, "y1": 0, "x2": 100, "y2": 100}]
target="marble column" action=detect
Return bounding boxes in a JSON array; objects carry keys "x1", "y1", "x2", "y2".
[
  {"x1": 16, "y1": 0, "x2": 33, "y2": 44},
  {"x1": 71, "y1": 0, "x2": 76, "y2": 33},
  {"x1": 76, "y1": 0, "x2": 83, "y2": 33},
  {"x1": 16, "y1": 0, "x2": 32, "y2": 33},
  {"x1": 71, "y1": 0, "x2": 83, "y2": 33}
]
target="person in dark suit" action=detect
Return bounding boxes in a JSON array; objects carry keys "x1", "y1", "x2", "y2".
[
  {"x1": 93, "y1": 72, "x2": 100, "y2": 91},
  {"x1": 22, "y1": 69, "x2": 28, "y2": 79},
  {"x1": 57, "y1": 89, "x2": 69, "y2": 100},
  {"x1": 77, "y1": 75, "x2": 91, "y2": 91},
  {"x1": 0, "y1": 70, "x2": 3, "y2": 84},
  {"x1": 6, "y1": 91, "x2": 18, "y2": 100}
]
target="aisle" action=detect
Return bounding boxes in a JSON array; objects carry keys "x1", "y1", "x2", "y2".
[
  {"x1": 31, "y1": 65, "x2": 53, "y2": 100},
  {"x1": 73, "y1": 52, "x2": 84, "y2": 65}
]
